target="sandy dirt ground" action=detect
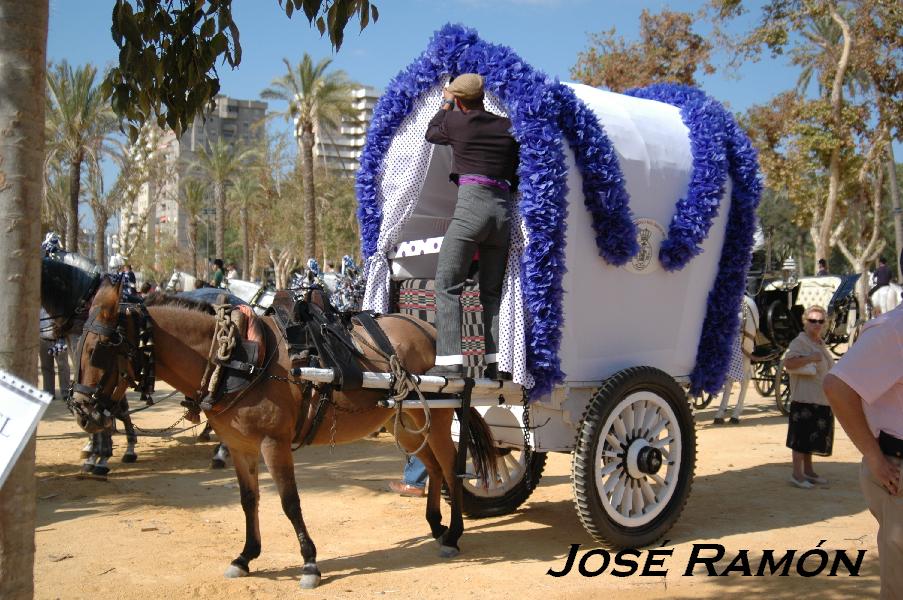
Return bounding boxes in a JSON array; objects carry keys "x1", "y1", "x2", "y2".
[{"x1": 33, "y1": 384, "x2": 881, "y2": 599}]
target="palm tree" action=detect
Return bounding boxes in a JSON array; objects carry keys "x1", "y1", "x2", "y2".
[
  {"x1": 0, "y1": 2, "x2": 48, "y2": 597},
  {"x1": 178, "y1": 178, "x2": 207, "y2": 278},
  {"x1": 261, "y1": 55, "x2": 355, "y2": 259},
  {"x1": 45, "y1": 61, "x2": 115, "y2": 252},
  {"x1": 229, "y1": 174, "x2": 263, "y2": 278},
  {"x1": 42, "y1": 156, "x2": 70, "y2": 235},
  {"x1": 191, "y1": 138, "x2": 252, "y2": 260}
]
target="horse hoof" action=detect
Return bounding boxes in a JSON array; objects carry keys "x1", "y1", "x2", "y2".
[
  {"x1": 224, "y1": 564, "x2": 249, "y2": 578},
  {"x1": 210, "y1": 459, "x2": 226, "y2": 470},
  {"x1": 299, "y1": 574, "x2": 321, "y2": 589},
  {"x1": 438, "y1": 545, "x2": 459, "y2": 559},
  {"x1": 198, "y1": 432, "x2": 211, "y2": 442},
  {"x1": 121, "y1": 453, "x2": 138, "y2": 463}
]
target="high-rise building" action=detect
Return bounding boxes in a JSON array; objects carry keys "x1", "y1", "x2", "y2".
[
  {"x1": 119, "y1": 95, "x2": 267, "y2": 262},
  {"x1": 313, "y1": 85, "x2": 380, "y2": 176}
]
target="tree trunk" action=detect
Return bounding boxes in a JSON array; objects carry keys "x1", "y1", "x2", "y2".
[
  {"x1": 886, "y1": 145, "x2": 903, "y2": 280},
  {"x1": 813, "y1": 8, "x2": 853, "y2": 270},
  {"x1": 188, "y1": 217, "x2": 199, "y2": 279},
  {"x1": 214, "y1": 181, "x2": 225, "y2": 260},
  {"x1": 92, "y1": 207, "x2": 107, "y2": 268},
  {"x1": 0, "y1": 2, "x2": 48, "y2": 598},
  {"x1": 66, "y1": 152, "x2": 82, "y2": 252},
  {"x1": 240, "y1": 205, "x2": 249, "y2": 278},
  {"x1": 299, "y1": 126, "x2": 317, "y2": 260}
]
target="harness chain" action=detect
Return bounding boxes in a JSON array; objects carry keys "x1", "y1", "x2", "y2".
[{"x1": 522, "y1": 387, "x2": 532, "y2": 493}]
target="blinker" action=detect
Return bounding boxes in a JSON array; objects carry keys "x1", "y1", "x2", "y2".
[{"x1": 90, "y1": 342, "x2": 117, "y2": 368}]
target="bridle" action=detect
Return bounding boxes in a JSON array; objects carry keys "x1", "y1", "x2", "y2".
[
  {"x1": 67, "y1": 302, "x2": 156, "y2": 429},
  {"x1": 41, "y1": 272, "x2": 102, "y2": 339}
]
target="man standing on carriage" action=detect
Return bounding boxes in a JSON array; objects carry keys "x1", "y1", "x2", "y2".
[{"x1": 424, "y1": 73, "x2": 519, "y2": 379}]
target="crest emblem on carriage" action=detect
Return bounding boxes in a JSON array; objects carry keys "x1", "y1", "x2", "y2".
[{"x1": 624, "y1": 218, "x2": 666, "y2": 274}]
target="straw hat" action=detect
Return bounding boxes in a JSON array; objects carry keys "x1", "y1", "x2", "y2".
[{"x1": 447, "y1": 74, "x2": 484, "y2": 101}]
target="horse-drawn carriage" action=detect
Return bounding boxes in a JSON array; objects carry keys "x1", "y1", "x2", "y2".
[
  {"x1": 296, "y1": 26, "x2": 760, "y2": 548},
  {"x1": 67, "y1": 25, "x2": 761, "y2": 586},
  {"x1": 746, "y1": 257, "x2": 861, "y2": 414}
]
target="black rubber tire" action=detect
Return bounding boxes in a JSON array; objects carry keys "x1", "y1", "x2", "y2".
[
  {"x1": 572, "y1": 366, "x2": 696, "y2": 548},
  {"x1": 774, "y1": 363, "x2": 791, "y2": 415},
  {"x1": 753, "y1": 361, "x2": 777, "y2": 396},
  {"x1": 689, "y1": 391, "x2": 716, "y2": 409},
  {"x1": 444, "y1": 448, "x2": 547, "y2": 518}
]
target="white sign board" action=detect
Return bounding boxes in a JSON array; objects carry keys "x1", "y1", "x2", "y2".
[{"x1": 0, "y1": 370, "x2": 52, "y2": 488}]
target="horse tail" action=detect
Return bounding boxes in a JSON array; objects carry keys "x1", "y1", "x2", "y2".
[{"x1": 463, "y1": 407, "x2": 499, "y2": 487}]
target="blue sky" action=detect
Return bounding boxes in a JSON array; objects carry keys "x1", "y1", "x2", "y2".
[{"x1": 48, "y1": 0, "x2": 800, "y2": 117}]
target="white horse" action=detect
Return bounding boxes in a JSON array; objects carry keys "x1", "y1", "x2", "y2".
[
  {"x1": 165, "y1": 270, "x2": 198, "y2": 292},
  {"x1": 714, "y1": 294, "x2": 759, "y2": 424},
  {"x1": 227, "y1": 278, "x2": 274, "y2": 316},
  {"x1": 870, "y1": 283, "x2": 902, "y2": 316}
]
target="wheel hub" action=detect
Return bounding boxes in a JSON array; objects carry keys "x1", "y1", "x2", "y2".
[
  {"x1": 624, "y1": 438, "x2": 662, "y2": 479},
  {"x1": 636, "y1": 445, "x2": 663, "y2": 475}
]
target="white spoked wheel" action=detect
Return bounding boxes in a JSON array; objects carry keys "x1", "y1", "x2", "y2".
[
  {"x1": 573, "y1": 366, "x2": 696, "y2": 548},
  {"x1": 446, "y1": 446, "x2": 547, "y2": 518},
  {"x1": 594, "y1": 392, "x2": 681, "y2": 527}
]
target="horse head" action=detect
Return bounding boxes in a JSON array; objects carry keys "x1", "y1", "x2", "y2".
[
  {"x1": 41, "y1": 257, "x2": 102, "y2": 339},
  {"x1": 68, "y1": 277, "x2": 152, "y2": 433},
  {"x1": 166, "y1": 270, "x2": 182, "y2": 292}
]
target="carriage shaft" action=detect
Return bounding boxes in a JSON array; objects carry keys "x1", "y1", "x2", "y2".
[{"x1": 289, "y1": 367, "x2": 522, "y2": 398}]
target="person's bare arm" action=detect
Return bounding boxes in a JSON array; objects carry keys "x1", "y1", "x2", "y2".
[
  {"x1": 784, "y1": 352, "x2": 822, "y2": 370},
  {"x1": 824, "y1": 373, "x2": 900, "y2": 494}
]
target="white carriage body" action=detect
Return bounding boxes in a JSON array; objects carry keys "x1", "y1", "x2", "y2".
[
  {"x1": 556, "y1": 84, "x2": 730, "y2": 385},
  {"x1": 386, "y1": 84, "x2": 731, "y2": 389},
  {"x1": 374, "y1": 84, "x2": 737, "y2": 452}
]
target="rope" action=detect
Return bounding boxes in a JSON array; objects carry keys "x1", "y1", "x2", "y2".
[
  {"x1": 388, "y1": 354, "x2": 431, "y2": 457},
  {"x1": 195, "y1": 304, "x2": 238, "y2": 402},
  {"x1": 349, "y1": 326, "x2": 432, "y2": 457}
]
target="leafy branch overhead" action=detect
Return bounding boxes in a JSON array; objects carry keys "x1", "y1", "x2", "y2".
[{"x1": 103, "y1": 0, "x2": 378, "y2": 139}]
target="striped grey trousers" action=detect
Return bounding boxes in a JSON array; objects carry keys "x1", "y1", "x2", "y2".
[{"x1": 434, "y1": 184, "x2": 511, "y2": 365}]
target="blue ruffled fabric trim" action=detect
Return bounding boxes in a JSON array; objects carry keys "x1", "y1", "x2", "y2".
[
  {"x1": 355, "y1": 23, "x2": 574, "y2": 397},
  {"x1": 356, "y1": 27, "x2": 759, "y2": 398},
  {"x1": 554, "y1": 85, "x2": 638, "y2": 265},
  {"x1": 625, "y1": 84, "x2": 730, "y2": 271},
  {"x1": 626, "y1": 84, "x2": 761, "y2": 394}
]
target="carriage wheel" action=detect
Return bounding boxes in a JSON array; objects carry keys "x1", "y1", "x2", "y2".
[
  {"x1": 688, "y1": 390, "x2": 716, "y2": 409},
  {"x1": 774, "y1": 363, "x2": 791, "y2": 415},
  {"x1": 446, "y1": 446, "x2": 547, "y2": 518},
  {"x1": 753, "y1": 361, "x2": 776, "y2": 396},
  {"x1": 572, "y1": 367, "x2": 696, "y2": 548}
]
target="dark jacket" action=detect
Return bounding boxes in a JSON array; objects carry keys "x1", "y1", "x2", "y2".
[{"x1": 426, "y1": 108, "x2": 519, "y2": 191}]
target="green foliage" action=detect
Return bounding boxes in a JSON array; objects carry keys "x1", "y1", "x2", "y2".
[
  {"x1": 261, "y1": 54, "x2": 355, "y2": 258},
  {"x1": 103, "y1": 0, "x2": 377, "y2": 140},
  {"x1": 45, "y1": 60, "x2": 117, "y2": 251}
]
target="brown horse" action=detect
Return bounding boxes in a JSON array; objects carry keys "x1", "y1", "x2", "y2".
[{"x1": 68, "y1": 278, "x2": 497, "y2": 589}]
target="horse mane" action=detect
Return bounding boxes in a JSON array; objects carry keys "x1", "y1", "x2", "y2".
[
  {"x1": 144, "y1": 292, "x2": 216, "y2": 315},
  {"x1": 41, "y1": 257, "x2": 100, "y2": 315}
]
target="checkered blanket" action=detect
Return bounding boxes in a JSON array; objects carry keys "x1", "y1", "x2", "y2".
[{"x1": 394, "y1": 278, "x2": 487, "y2": 377}]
